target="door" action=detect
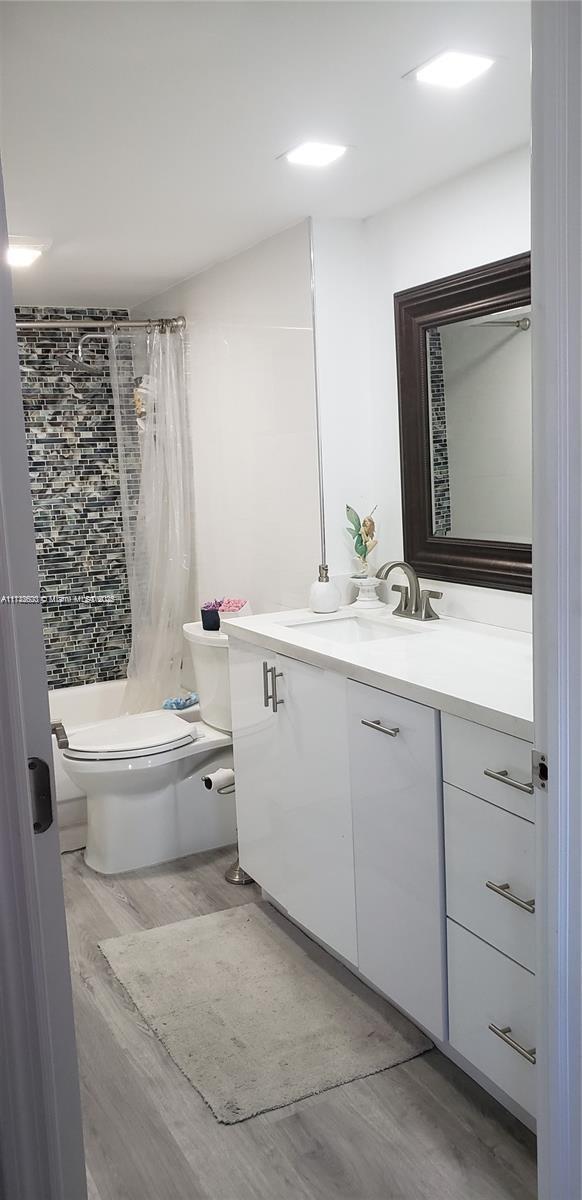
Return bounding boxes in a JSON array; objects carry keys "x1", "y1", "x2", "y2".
[
  {"x1": 275, "y1": 654, "x2": 357, "y2": 964},
  {"x1": 229, "y1": 638, "x2": 282, "y2": 899},
  {"x1": 532, "y1": 5, "x2": 582, "y2": 1197},
  {"x1": 349, "y1": 680, "x2": 446, "y2": 1040},
  {"x1": 230, "y1": 641, "x2": 357, "y2": 962},
  {"x1": 0, "y1": 162, "x2": 87, "y2": 1198}
]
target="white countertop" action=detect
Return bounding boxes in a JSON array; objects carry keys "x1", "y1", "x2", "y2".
[{"x1": 223, "y1": 606, "x2": 533, "y2": 740}]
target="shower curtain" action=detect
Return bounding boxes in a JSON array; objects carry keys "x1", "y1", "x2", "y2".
[{"x1": 110, "y1": 326, "x2": 195, "y2": 713}]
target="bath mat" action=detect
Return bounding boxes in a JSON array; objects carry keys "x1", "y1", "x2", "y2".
[{"x1": 99, "y1": 901, "x2": 431, "y2": 1124}]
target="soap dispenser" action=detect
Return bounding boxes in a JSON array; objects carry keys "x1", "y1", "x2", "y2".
[{"x1": 309, "y1": 564, "x2": 341, "y2": 613}]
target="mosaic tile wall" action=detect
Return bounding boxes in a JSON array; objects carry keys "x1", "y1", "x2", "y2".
[
  {"x1": 17, "y1": 306, "x2": 134, "y2": 689},
  {"x1": 427, "y1": 328, "x2": 452, "y2": 537}
]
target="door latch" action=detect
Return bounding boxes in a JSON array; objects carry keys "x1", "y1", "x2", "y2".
[
  {"x1": 532, "y1": 749, "x2": 548, "y2": 791},
  {"x1": 28, "y1": 757, "x2": 54, "y2": 833}
]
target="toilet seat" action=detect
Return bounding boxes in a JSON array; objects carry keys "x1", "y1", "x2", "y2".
[{"x1": 63, "y1": 710, "x2": 196, "y2": 762}]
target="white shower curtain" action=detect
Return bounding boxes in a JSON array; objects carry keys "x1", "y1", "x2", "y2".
[{"x1": 110, "y1": 326, "x2": 195, "y2": 713}]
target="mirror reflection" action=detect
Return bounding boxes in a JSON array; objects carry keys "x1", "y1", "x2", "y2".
[{"x1": 427, "y1": 306, "x2": 532, "y2": 543}]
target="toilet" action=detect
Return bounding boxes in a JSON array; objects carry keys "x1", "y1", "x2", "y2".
[
  {"x1": 62, "y1": 708, "x2": 233, "y2": 875},
  {"x1": 183, "y1": 622, "x2": 232, "y2": 732}
]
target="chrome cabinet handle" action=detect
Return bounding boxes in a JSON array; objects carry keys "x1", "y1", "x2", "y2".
[
  {"x1": 483, "y1": 768, "x2": 534, "y2": 795},
  {"x1": 486, "y1": 880, "x2": 535, "y2": 914},
  {"x1": 262, "y1": 661, "x2": 271, "y2": 708},
  {"x1": 488, "y1": 1023, "x2": 536, "y2": 1065},
  {"x1": 361, "y1": 719, "x2": 399, "y2": 738},
  {"x1": 270, "y1": 668, "x2": 284, "y2": 712},
  {"x1": 262, "y1": 662, "x2": 284, "y2": 712}
]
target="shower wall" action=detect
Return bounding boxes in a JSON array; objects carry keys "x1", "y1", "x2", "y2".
[{"x1": 17, "y1": 306, "x2": 132, "y2": 689}]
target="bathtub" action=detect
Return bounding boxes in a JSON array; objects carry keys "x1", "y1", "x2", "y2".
[{"x1": 49, "y1": 679, "x2": 237, "y2": 857}]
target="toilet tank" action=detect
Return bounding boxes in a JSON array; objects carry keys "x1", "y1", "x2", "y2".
[{"x1": 183, "y1": 622, "x2": 232, "y2": 732}]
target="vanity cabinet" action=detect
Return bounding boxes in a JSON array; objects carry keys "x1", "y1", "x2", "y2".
[
  {"x1": 348, "y1": 681, "x2": 446, "y2": 1040},
  {"x1": 442, "y1": 714, "x2": 536, "y2": 1117},
  {"x1": 229, "y1": 640, "x2": 357, "y2": 964},
  {"x1": 229, "y1": 635, "x2": 536, "y2": 1121}
]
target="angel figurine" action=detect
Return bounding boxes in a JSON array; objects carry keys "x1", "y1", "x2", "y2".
[{"x1": 346, "y1": 505, "x2": 378, "y2": 575}]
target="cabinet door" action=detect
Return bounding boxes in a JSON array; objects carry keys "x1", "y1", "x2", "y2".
[
  {"x1": 349, "y1": 680, "x2": 446, "y2": 1039},
  {"x1": 229, "y1": 639, "x2": 282, "y2": 900},
  {"x1": 275, "y1": 654, "x2": 357, "y2": 964}
]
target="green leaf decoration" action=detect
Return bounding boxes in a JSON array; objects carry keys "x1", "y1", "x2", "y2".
[
  {"x1": 354, "y1": 533, "x2": 366, "y2": 558},
  {"x1": 346, "y1": 504, "x2": 361, "y2": 534}
]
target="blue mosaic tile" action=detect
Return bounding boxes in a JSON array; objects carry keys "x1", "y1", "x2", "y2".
[
  {"x1": 16, "y1": 306, "x2": 134, "y2": 690},
  {"x1": 428, "y1": 328, "x2": 452, "y2": 537}
]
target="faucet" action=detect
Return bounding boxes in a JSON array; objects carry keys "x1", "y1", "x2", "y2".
[{"x1": 375, "y1": 560, "x2": 442, "y2": 621}]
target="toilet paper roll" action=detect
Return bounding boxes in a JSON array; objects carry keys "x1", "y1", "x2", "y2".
[{"x1": 201, "y1": 767, "x2": 235, "y2": 793}]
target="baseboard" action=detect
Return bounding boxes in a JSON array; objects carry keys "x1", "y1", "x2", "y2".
[{"x1": 59, "y1": 824, "x2": 87, "y2": 853}]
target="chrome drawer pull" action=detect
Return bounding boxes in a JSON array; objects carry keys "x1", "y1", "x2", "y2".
[
  {"x1": 361, "y1": 719, "x2": 399, "y2": 738},
  {"x1": 486, "y1": 880, "x2": 535, "y2": 914},
  {"x1": 488, "y1": 1023, "x2": 536, "y2": 1065},
  {"x1": 483, "y1": 768, "x2": 534, "y2": 796}
]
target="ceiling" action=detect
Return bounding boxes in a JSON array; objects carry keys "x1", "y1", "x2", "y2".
[{"x1": 0, "y1": 1, "x2": 530, "y2": 307}]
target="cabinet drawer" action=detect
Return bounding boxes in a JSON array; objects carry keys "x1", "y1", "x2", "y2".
[
  {"x1": 444, "y1": 785, "x2": 536, "y2": 971},
  {"x1": 442, "y1": 714, "x2": 534, "y2": 822},
  {"x1": 448, "y1": 920, "x2": 536, "y2": 1117}
]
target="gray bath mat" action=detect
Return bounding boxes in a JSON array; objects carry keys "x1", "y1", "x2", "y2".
[{"x1": 99, "y1": 901, "x2": 431, "y2": 1124}]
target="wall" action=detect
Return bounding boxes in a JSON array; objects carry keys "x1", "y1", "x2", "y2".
[
  {"x1": 17, "y1": 307, "x2": 132, "y2": 687},
  {"x1": 364, "y1": 145, "x2": 532, "y2": 631},
  {"x1": 441, "y1": 319, "x2": 532, "y2": 542},
  {"x1": 137, "y1": 148, "x2": 531, "y2": 632},
  {"x1": 135, "y1": 221, "x2": 320, "y2": 617},
  {"x1": 310, "y1": 218, "x2": 375, "y2": 578}
]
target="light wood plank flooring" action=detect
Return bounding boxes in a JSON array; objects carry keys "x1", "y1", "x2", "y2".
[{"x1": 62, "y1": 845, "x2": 537, "y2": 1200}]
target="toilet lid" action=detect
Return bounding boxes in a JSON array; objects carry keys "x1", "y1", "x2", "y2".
[{"x1": 64, "y1": 710, "x2": 195, "y2": 761}]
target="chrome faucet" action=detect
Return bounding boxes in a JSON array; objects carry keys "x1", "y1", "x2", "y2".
[{"x1": 375, "y1": 560, "x2": 442, "y2": 621}]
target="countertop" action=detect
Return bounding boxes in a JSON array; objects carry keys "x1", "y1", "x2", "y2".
[{"x1": 223, "y1": 606, "x2": 533, "y2": 741}]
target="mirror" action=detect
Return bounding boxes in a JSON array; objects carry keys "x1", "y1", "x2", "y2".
[
  {"x1": 395, "y1": 253, "x2": 531, "y2": 592},
  {"x1": 427, "y1": 305, "x2": 531, "y2": 543}
]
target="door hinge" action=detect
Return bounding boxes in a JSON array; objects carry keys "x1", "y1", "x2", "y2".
[{"x1": 532, "y1": 749, "x2": 548, "y2": 791}]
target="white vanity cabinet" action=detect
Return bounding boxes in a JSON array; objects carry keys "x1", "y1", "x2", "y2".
[
  {"x1": 442, "y1": 714, "x2": 536, "y2": 1118},
  {"x1": 229, "y1": 639, "x2": 357, "y2": 964},
  {"x1": 348, "y1": 681, "x2": 447, "y2": 1040},
  {"x1": 229, "y1": 629, "x2": 536, "y2": 1123}
]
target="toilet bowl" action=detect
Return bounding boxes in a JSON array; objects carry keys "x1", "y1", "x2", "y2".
[{"x1": 62, "y1": 710, "x2": 232, "y2": 874}]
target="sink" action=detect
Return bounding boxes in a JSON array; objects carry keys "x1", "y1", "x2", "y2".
[{"x1": 283, "y1": 616, "x2": 419, "y2": 645}]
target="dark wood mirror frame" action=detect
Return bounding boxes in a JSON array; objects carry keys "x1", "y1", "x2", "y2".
[{"x1": 394, "y1": 252, "x2": 531, "y2": 593}]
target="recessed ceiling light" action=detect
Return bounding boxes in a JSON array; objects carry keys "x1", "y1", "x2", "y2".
[
  {"x1": 285, "y1": 142, "x2": 347, "y2": 167},
  {"x1": 415, "y1": 51, "x2": 494, "y2": 89},
  {"x1": 7, "y1": 238, "x2": 47, "y2": 268}
]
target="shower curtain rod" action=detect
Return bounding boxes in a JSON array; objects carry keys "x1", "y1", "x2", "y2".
[{"x1": 14, "y1": 317, "x2": 186, "y2": 332}]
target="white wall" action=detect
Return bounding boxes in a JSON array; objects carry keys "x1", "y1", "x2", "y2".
[
  {"x1": 364, "y1": 144, "x2": 532, "y2": 630},
  {"x1": 136, "y1": 147, "x2": 532, "y2": 633},
  {"x1": 135, "y1": 222, "x2": 320, "y2": 617},
  {"x1": 311, "y1": 219, "x2": 376, "y2": 577},
  {"x1": 441, "y1": 320, "x2": 532, "y2": 543}
]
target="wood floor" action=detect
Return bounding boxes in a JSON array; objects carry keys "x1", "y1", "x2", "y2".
[{"x1": 63, "y1": 845, "x2": 537, "y2": 1200}]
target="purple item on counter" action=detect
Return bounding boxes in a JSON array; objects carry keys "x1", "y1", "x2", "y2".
[{"x1": 201, "y1": 606, "x2": 221, "y2": 631}]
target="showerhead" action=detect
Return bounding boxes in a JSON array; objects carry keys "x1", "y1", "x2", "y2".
[{"x1": 55, "y1": 354, "x2": 107, "y2": 375}]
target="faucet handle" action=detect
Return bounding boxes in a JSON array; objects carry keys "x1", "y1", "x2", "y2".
[
  {"x1": 420, "y1": 589, "x2": 442, "y2": 621},
  {"x1": 391, "y1": 583, "x2": 410, "y2": 616}
]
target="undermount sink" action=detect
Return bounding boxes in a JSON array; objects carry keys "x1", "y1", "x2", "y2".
[{"x1": 284, "y1": 615, "x2": 420, "y2": 645}]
